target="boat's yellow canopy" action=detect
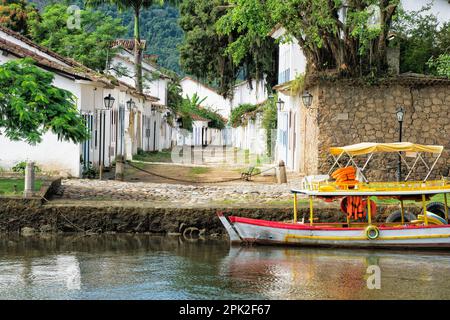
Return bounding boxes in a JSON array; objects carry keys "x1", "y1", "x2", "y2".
[{"x1": 329, "y1": 142, "x2": 443, "y2": 156}]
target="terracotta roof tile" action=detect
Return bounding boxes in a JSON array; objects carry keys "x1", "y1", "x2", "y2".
[
  {"x1": 0, "y1": 37, "x2": 113, "y2": 85},
  {"x1": 191, "y1": 113, "x2": 209, "y2": 122},
  {"x1": 112, "y1": 39, "x2": 147, "y2": 51},
  {"x1": 0, "y1": 27, "x2": 161, "y2": 100},
  {"x1": 0, "y1": 25, "x2": 91, "y2": 71}
]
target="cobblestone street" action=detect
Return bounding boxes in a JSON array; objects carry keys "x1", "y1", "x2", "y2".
[{"x1": 55, "y1": 178, "x2": 303, "y2": 206}]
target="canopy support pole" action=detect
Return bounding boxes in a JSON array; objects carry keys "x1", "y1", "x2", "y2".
[
  {"x1": 327, "y1": 152, "x2": 344, "y2": 175},
  {"x1": 424, "y1": 153, "x2": 442, "y2": 182},
  {"x1": 293, "y1": 193, "x2": 298, "y2": 224},
  {"x1": 309, "y1": 196, "x2": 314, "y2": 226},
  {"x1": 404, "y1": 155, "x2": 421, "y2": 181},
  {"x1": 347, "y1": 154, "x2": 369, "y2": 182},
  {"x1": 361, "y1": 153, "x2": 374, "y2": 171},
  {"x1": 367, "y1": 197, "x2": 372, "y2": 225},
  {"x1": 400, "y1": 199, "x2": 405, "y2": 224},
  {"x1": 445, "y1": 193, "x2": 449, "y2": 221},
  {"x1": 422, "y1": 194, "x2": 429, "y2": 226}
]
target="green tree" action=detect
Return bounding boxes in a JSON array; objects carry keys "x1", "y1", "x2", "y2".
[
  {"x1": 179, "y1": 0, "x2": 277, "y2": 98},
  {"x1": 85, "y1": 0, "x2": 174, "y2": 93},
  {"x1": 393, "y1": 4, "x2": 450, "y2": 75},
  {"x1": 427, "y1": 54, "x2": 450, "y2": 78},
  {"x1": 0, "y1": 58, "x2": 89, "y2": 144},
  {"x1": 229, "y1": 103, "x2": 258, "y2": 128},
  {"x1": 30, "y1": 0, "x2": 185, "y2": 74},
  {"x1": 261, "y1": 97, "x2": 277, "y2": 157},
  {"x1": 28, "y1": 3, "x2": 126, "y2": 71},
  {"x1": 185, "y1": 93, "x2": 225, "y2": 129},
  {"x1": 0, "y1": 0, "x2": 40, "y2": 35},
  {"x1": 217, "y1": 0, "x2": 400, "y2": 78}
]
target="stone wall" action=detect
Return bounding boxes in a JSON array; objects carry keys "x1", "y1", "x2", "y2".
[{"x1": 303, "y1": 78, "x2": 450, "y2": 181}]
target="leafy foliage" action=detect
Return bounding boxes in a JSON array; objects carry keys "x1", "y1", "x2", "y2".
[
  {"x1": 0, "y1": 0, "x2": 40, "y2": 35},
  {"x1": 217, "y1": 0, "x2": 400, "y2": 78},
  {"x1": 12, "y1": 161, "x2": 42, "y2": 174},
  {"x1": 289, "y1": 73, "x2": 306, "y2": 96},
  {"x1": 393, "y1": 4, "x2": 450, "y2": 75},
  {"x1": 178, "y1": 0, "x2": 277, "y2": 98},
  {"x1": 0, "y1": 58, "x2": 90, "y2": 144},
  {"x1": 30, "y1": 0, "x2": 184, "y2": 74},
  {"x1": 181, "y1": 94, "x2": 225, "y2": 130},
  {"x1": 190, "y1": 103, "x2": 226, "y2": 130},
  {"x1": 28, "y1": 3, "x2": 126, "y2": 71},
  {"x1": 167, "y1": 78, "x2": 225, "y2": 131},
  {"x1": 427, "y1": 54, "x2": 450, "y2": 78},
  {"x1": 229, "y1": 103, "x2": 259, "y2": 128},
  {"x1": 261, "y1": 97, "x2": 277, "y2": 158},
  {"x1": 123, "y1": 4, "x2": 183, "y2": 74},
  {"x1": 85, "y1": 0, "x2": 177, "y2": 92},
  {"x1": 166, "y1": 75, "x2": 192, "y2": 130}
]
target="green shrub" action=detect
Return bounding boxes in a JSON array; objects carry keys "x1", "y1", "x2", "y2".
[
  {"x1": 229, "y1": 104, "x2": 259, "y2": 128},
  {"x1": 82, "y1": 162, "x2": 98, "y2": 179},
  {"x1": 261, "y1": 97, "x2": 278, "y2": 158},
  {"x1": 12, "y1": 161, "x2": 42, "y2": 175}
]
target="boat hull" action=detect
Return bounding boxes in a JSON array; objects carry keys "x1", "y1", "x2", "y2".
[{"x1": 219, "y1": 215, "x2": 450, "y2": 249}]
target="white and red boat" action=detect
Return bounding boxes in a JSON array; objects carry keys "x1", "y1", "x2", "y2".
[{"x1": 219, "y1": 143, "x2": 450, "y2": 249}]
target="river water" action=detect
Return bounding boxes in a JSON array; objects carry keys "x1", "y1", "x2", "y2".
[{"x1": 0, "y1": 234, "x2": 450, "y2": 300}]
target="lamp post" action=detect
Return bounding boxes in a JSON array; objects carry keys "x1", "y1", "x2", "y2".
[
  {"x1": 126, "y1": 99, "x2": 134, "y2": 112},
  {"x1": 302, "y1": 91, "x2": 313, "y2": 108},
  {"x1": 302, "y1": 91, "x2": 313, "y2": 174},
  {"x1": 276, "y1": 98, "x2": 285, "y2": 112},
  {"x1": 103, "y1": 94, "x2": 115, "y2": 110},
  {"x1": 396, "y1": 106, "x2": 405, "y2": 182},
  {"x1": 176, "y1": 117, "x2": 183, "y2": 128}
]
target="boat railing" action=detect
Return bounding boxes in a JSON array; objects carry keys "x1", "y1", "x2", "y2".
[{"x1": 301, "y1": 177, "x2": 450, "y2": 193}]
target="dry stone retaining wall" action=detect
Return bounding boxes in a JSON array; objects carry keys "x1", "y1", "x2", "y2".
[{"x1": 303, "y1": 79, "x2": 450, "y2": 181}]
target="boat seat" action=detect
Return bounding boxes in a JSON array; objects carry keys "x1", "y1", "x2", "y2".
[{"x1": 302, "y1": 175, "x2": 330, "y2": 189}]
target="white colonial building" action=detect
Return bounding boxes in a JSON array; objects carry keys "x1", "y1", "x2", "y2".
[
  {"x1": 180, "y1": 76, "x2": 270, "y2": 154},
  {"x1": 108, "y1": 40, "x2": 173, "y2": 155},
  {"x1": 230, "y1": 79, "x2": 269, "y2": 156},
  {"x1": 0, "y1": 26, "x2": 163, "y2": 177},
  {"x1": 270, "y1": 27, "x2": 307, "y2": 173},
  {"x1": 180, "y1": 77, "x2": 232, "y2": 119}
]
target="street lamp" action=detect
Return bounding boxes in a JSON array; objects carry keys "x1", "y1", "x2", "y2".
[
  {"x1": 163, "y1": 111, "x2": 171, "y2": 121},
  {"x1": 302, "y1": 91, "x2": 313, "y2": 108},
  {"x1": 396, "y1": 106, "x2": 405, "y2": 181},
  {"x1": 276, "y1": 98, "x2": 285, "y2": 112},
  {"x1": 126, "y1": 99, "x2": 135, "y2": 112},
  {"x1": 176, "y1": 117, "x2": 183, "y2": 128},
  {"x1": 104, "y1": 94, "x2": 115, "y2": 110}
]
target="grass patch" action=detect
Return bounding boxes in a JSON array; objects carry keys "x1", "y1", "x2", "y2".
[
  {"x1": 0, "y1": 178, "x2": 42, "y2": 196},
  {"x1": 234, "y1": 167, "x2": 262, "y2": 176},
  {"x1": 133, "y1": 149, "x2": 173, "y2": 163},
  {"x1": 189, "y1": 167, "x2": 210, "y2": 176},
  {"x1": 263, "y1": 199, "x2": 296, "y2": 206},
  {"x1": 371, "y1": 194, "x2": 446, "y2": 206}
]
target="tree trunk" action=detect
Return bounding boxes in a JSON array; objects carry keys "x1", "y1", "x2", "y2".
[{"x1": 134, "y1": 8, "x2": 143, "y2": 94}]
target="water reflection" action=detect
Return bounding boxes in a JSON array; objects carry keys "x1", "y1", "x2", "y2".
[
  {"x1": 219, "y1": 246, "x2": 450, "y2": 299},
  {"x1": 0, "y1": 234, "x2": 450, "y2": 299}
]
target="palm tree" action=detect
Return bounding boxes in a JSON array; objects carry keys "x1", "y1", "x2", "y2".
[{"x1": 85, "y1": 0, "x2": 167, "y2": 93}]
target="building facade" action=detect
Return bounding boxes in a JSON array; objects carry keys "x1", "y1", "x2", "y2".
[
  {"x1": 271, "y1": 27, "x2": 307, "y2": 172},
  {"x1": 0, "y1": 27, "x2": 162, "y2": 177}
]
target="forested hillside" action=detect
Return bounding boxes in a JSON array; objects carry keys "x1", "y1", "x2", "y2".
[{"x1": 29, "y1": 0, "x2": 184, "y2": 74}]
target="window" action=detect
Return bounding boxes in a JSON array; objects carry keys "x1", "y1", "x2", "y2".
[{"x1": 278, "y1": 45, "x2": 291, "y2": 84}]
